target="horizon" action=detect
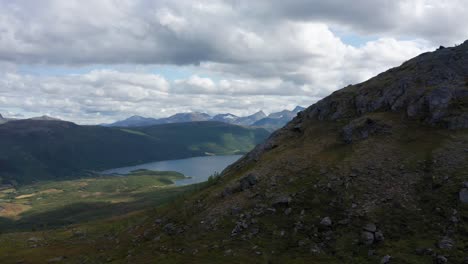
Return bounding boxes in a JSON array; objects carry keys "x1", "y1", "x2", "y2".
[
  {"x1": 0, "y1": 105, "x2": 306, "y2": 125},
  {"x1": 1, "y1": 1, "x2": 467, "y2": 124}
]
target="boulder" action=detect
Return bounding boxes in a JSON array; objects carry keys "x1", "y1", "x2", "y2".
[
  {"x1": 381, "y1": 255, "x2": 392, "y2": 264},
  {"x1": 272, "y1": 196, "x2": 291, "y2": 207},
  {"x1": 374, "y1": 231, "x2": 385, "y2": 242},
  {"x1": 27, "y1": 237, "x2": 42, "y2": 243},
  {"x1": 436, "y1": 255, "x2": 448, "y2": 264},
  {"x1": 163, "y1": 223, "x2": 176, "y2": 235},
  {"x1": 240, "y1": 174, "x2": 257, "y2": 190},
  {"x1": 342, "y1": 118, "x2": 391, "y2": 144},
  {"x1": 47, "y1": 256, "x2": 65, "y2": 263},
  {"x1": 460, "y1": 188, "x2": 468, "y2": 203},
  {"x1": 361, "y1": 231, "x2": 374, "y2": 245},
  {"x1": 438, "y1": 236, "x2": 454, "y2": 250},
  {"x1": 363, "y1": 223, "x2": 377, "y2": 233},
  {"x1": 320, "y1": 217, "x2": 332, "y2": 227}
]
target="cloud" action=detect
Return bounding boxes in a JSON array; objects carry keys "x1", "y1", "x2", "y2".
[
  {"x1": 0, "y1": 70, "x2": 319, "y2": 124},
  {"x1": 249, "y1": 0, "x2": 468, "y2": 45},
  {"x1": 0, "y1": 0, "x2": 458, "y2": 66},
  {"x1": 0, "y1": 0, "x2": 465, "y2": 123}
]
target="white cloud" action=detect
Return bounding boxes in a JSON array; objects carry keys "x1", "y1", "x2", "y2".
[{"x1": 0, "y1": 0, "x2": 464, "y2": 123}]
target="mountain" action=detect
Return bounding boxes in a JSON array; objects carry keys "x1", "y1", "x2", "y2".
[
  {"x1": 106, "y1": 112, "x2": 212, "y2": 127},
  {"x1": 28, "y1": 115, "x2": 62, "y2": 121},
  {"x1": 0, "y1": 113, "x2": 17, "y2": 125},
  {"x1": 232, "y1": 110, "x2": 267, "y2": 126},
  {"x1": 0, "y1": 114, "x2": 62, "y2": 125},
  {"x1": 106, "y1": 108, "x2": 305, "y2": 129},
  {"x1": 104, "y1": 115, "x2": 160, "y2": 127},
  {"x1": 293, "y1": 105, "x2": 306, "y2": 113},
  {"x1": 0, "y1": 120, "x2": 269, "y2": 185},
  {"x1": 252, "y1": 106, "x2": 306, "y2": 131},
  {"x1": 71, "y1": 42, "x2": 466, "y2": 262},
  {"x1": 0, "y1": 113, "x2": 6, "y2": 125},
  {"x1": 159, "y1": 112, "x2": 211, "y2": 123},
  {"x1": 212, "y1": 113, "x2": 239, "y2": 123}
]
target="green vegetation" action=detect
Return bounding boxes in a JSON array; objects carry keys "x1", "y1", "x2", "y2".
[
  {"x1": 0, "y1": 170, "x2": 190, "y2": 232},
  {"x1": 0, "y1": 120, "x2": 269, "y2": 184}
]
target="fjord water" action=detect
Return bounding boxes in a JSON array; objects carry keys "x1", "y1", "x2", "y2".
[{"x1": 103, "y1": 155, "x2": 242, "y2": 185}]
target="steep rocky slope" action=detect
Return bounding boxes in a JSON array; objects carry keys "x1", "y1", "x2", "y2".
[{"x1": 133, "y1": 41, "x2": 467, "y2": 263}]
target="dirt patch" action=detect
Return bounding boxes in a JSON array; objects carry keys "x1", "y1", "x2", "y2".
[
  {"x1": 15, "y1": 188, "x2": 63, "y2": 199},
  {"x1": 39, "y1": 188, "x2": 63, "y2": 195},
  {"x1": 15, "y1": 193, "x2": 36, "y2": 199},
  {"x1": 0, "y1": 188, "x2": 16, "y2": 194},
  {"x1": 0, "y1": 203, "x2": 31, "y2": 219},
  {"x1": 75, "y1": 182, "x2": 89, "y2": 188}
]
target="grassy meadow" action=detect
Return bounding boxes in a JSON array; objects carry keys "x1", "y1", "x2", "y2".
[{"x1": 0, "y1": 170, "x2": 194, "y2": 232}]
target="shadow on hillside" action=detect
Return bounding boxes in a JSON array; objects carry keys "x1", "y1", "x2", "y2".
[{"x1": 0, "y1": 183, "x2": 204, "y2": 233}]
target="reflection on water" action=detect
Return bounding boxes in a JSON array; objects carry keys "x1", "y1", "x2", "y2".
[{"x1": 103, "y1": 155, "x2": 242, "y2": 186}]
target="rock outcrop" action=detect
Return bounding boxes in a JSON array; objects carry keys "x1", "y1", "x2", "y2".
[{"x1": 297, "y1": 40, "x2": 468, "y2": 129}]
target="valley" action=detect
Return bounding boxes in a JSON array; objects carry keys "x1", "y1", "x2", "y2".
[
  {"x1": 0, "y1": 120, "x2": 268, "y2": 185},
  {"x1": 0, "y1": 169, "x2": 191, "y2": 231},
  {"x1": 1, "y1": 4, "x2": 468, "y2": 262}
]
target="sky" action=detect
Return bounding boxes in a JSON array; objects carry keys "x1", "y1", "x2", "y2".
[{"x1": 0, "y1": 0, "x2": 467, "y2": 124}]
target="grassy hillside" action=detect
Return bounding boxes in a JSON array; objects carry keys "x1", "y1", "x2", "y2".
[
  {"x1": 0, "y1": 170, "x2": 191, "y2": 232},
  {"x1": 0, "y1": 120, "x2": 269, "y2": 185}
]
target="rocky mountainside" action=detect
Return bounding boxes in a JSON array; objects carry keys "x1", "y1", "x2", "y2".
[
  {"x1": 304, "y1": 44, "x2": 468, "y2": 129},
  {"x1": 113, "y1": 42, "x2": 467, "y2": 263}
]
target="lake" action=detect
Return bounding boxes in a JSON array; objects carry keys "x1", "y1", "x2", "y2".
[{"x1": 103, "y1": 155, "x2": 243, "y2": 186}]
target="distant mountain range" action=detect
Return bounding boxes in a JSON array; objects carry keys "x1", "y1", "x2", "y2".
[
  {"x1": 28, "y1": 115, "x2": 62, "y2": 121},
  {"x1": 104, "y1": 106, "x2": 306, "y2": 131},
  {"x1": 0, "y1": 114, "x2": 61, "y2": 125},
  {"x1": 0, "y1": 107, "x2": 305, "y2": 131},
  {"x1": 104, "y1": 112, "x2": 212, "y2": 127}
]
